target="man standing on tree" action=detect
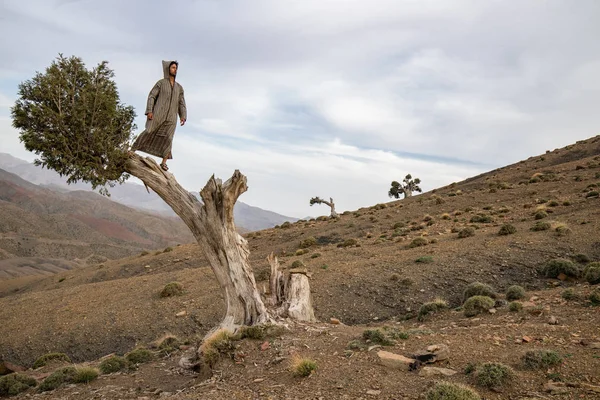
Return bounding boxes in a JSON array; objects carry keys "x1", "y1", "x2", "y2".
[{"x1": 131, "y1": 60, "x2": 187, "y2": 171}]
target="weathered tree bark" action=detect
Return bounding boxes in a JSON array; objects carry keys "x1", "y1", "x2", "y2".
[
  {"x1": 124, "y1": 154, "x2": 316, "y2": 368},
  {"x1": 124, "y1": 154, "x2": 269, "y2": 332},
  {"x1": 266, "y1": 253, "x2": 316, "y2": 322},
  {"x1": 310, "y1": 196, "x2": 339, "y2": 218}
]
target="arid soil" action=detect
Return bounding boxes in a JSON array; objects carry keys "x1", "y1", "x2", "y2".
[{"x1": 0, "y1": 135, "x2": 599, "y2": 399}]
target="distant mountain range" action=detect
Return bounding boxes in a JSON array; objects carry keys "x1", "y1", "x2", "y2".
[{"x1": 0, "y1": 153, "x2": 298, "y2": 232}]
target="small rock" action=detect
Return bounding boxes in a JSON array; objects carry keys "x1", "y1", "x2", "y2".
[
  {"x1": 419, "y1": 367, "x2": 458, "y2": 377},
  {"x1": 176, "y1": 311, "x2": 186, "y2": 317},
  {"x1": 260, "y1": 341, "x2": 270, "y2": 351},
  {"x1": 427, "y1": 344, "x2": 450, "y2": 361},
  {"x1": 330, "y1": 318, "x2": 341, "y2": 325},
  {"x1": 253, "y1": 378, "x2": 265, "y2": 383},
  {"x1": 548, "y1": 316, "x2": 558, "y2": 325},
  {"x1": 522, "y1": 336, "x2": 533, "y2": 343},
  {"x1": 588, "y1": 342, "x2": 600, "y2": 349},
  {"x1": 530, "y1": 296, "x2": 540, "y2": 301},
  {"x1": 144, "y1": 265, "x2": 151, "y2": 269},
  {"x1": 377, "y1": 351, "x2": 418, "y2": 371},
  {"x1": 366, "y1": 389, "x2": 381, "y2": 396},
  {"x1": 159, "y1": 393, "x2": 173, "y2": 398},
  {"x1": 488, "y1": 308, "x2": 497, "y2": 314},
  {"x1": 544, "y1": 381, "x2": 569, "y2": 394}
]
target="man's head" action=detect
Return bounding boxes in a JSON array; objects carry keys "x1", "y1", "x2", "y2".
[{"x1": 169, "y1": 61, "x2": 178, "y2": 77}]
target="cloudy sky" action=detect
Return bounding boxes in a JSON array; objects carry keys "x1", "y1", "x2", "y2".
[{"x1": 1, "y1": 1, "x2": 599, "y2": 217}]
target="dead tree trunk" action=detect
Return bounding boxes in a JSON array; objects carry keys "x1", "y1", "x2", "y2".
[
  {"x1": 125, "y1": 154, "x2": 269, "y2": 332},
  {"x1": 124, "y1": 154, "x2": 315, "y2": 332},
  {"x1": 309, "y1": 196, "x2": 339, "y2": 218}
]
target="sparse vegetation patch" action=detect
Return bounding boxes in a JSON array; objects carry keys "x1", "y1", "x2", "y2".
[
  {"x1": 99, "y1": 355, "x2": 127, "y2": 374},
  {"x1": 463, "y1": 282, "x2": 496, "y2": 302},
  {"x1": 458, "y1": 227, "x2": 475, "y2": 238},
  {"x1": 463, "y1": 296, "x2": 495, "y2": 317},
  {"x1": 290, "y1": 356, "x2": 317, "y2": 377},
  {"x1": 522, "y1": 350, "x2": 562, "y2": 369},
  {"x1": 506, "y1": 285, "x2": 526, "y2": 301},
  {"x1": 583, "y1": 262, "x2": 600, "y2": 284},
  {"x1": 498, "y1": 224, "x2": 517, "y2": 235},
  {"x1": 0, "y1": 373, "x2": 37, "y2": 396},
  {"x1": 33, "y1": 352, "x2": 71, "y2": 369},
  {"x1": 426, "y1": 382, "x2": 481, "y2": 400},
  {"x1": 160, "y1": 282, "x2": 184, "y2": 297},
  {"x1": 39, "y1": 366, "x2": 77, "y2": 392},
  {"x1": 125, "y1": 347, "x2": 154, "y2": 365},
  {"x1": 418, "y1": 298, "x2": 447, "y2": 321},
  {"x1": 72, "y1": 367, "x2": 99, "y2": 383},
  {"x1": 474, "y1": 362, "x2": 514, "y2": 389},
  {"x1": 542, "y1": 258, "x2": 580, "y2": 279}
]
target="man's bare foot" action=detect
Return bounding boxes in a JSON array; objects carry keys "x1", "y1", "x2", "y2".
[{"x1": 160, "y1": 163, "x2": 169, "y2": 171}]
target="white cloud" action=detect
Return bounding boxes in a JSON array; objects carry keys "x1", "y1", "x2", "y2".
[{"x1": 1, "y1": 0, "x2": 599, "y2": 217}]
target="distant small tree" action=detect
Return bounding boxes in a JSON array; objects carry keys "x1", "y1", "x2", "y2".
[
  {"x1": 309, "y1": 196, "x2": 338, "y2": 218},
  {"x1": 389, "y1": 174, "x2": 422, "y2": 199}
]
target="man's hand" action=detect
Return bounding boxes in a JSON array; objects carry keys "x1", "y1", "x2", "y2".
[
  {"x1": 147, "y1": 112, "x2": 153, "y2": 120},
  {"x1": 180, "y1": 118, "x2": 186, "y2": 126}
]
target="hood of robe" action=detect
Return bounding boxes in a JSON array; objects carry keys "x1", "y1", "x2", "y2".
[{"x1": 162, "y1": 60, "x2": 178, "y2": 80}]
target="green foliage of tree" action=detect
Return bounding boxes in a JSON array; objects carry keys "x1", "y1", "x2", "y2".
[
  {"x1": 389, "y1": 174, "x2": 422, "y2": 199},
  {"x1": 11, "y1": 54, "x2": 136, "y2": 195}
]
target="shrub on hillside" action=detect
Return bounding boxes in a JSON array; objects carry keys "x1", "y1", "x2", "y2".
[
  {"x1": 299, "y1": 236, "x2": 317, "y2": 249},
  {"x1": 33, "y1": 352, "x2": 71, "y2": 369},
  {"x1": 362, "y1": 329, "x2": 394, "y2": 346},
  {"x1": 458, "y1": 227, "x2": 475, "y2": 238},
  {"x1": 522, "y1": 350, "x2": 562, "y2": 369},
  {"x1": 200, "y1": 329, "x2": 236, "y2": 367},
  {"x1": 99, "y1": 355, "x2": 127, "y2": 374},
  {"x1": 72, "y1": 367, "x2": 99, "y2": 383},
  {"x1": 590, "y1": 288, "x2": 600, "y2": 305},
  {"x1": 554, "y1": 223, "x2": 571, "y2": 236},
  {"x1": 291, "y1": 260, "x2": 304, "y2": 268},
  {"x1": 418, "y1": 298, "x2": 447, "y2": 321},
  {"x1": 498, "y1": 224, "x2": 517, "y2": 235},
  {"x1": 534, "y1": 210, "x2": 548, "y2": 220},
  {"x1": 337, "y1": 238, "x2": 358, "y2": 248},
  {"x1": 541, "y1": 259, "x2": 580, "y2": 279},
  {"x1": 583, "y1": 262, "x2": 600, "y2": 284},
  {"x1": 509, "y1": 301, "x2": 523, "y2": 312},
  {"x1": 0, "y1": 373, "x2": 37, "y2": 396},
  {"x1": 125, "y1": 348, "x2": 154, "y2": 365},
  {"x1": 573, "y1": 253, "x2": 590, "y2": 264},
  {"x1": 290, "y1": 356, "x2": 317, "y2": 377},
  {"x1": 531, "y1": 221, "x2": 551, "y2": 231},
  {"x1": 408, "y1": 237, "x2": 428, "y2": 248},
  {"x1": 426, "y1": 382, "x2": 481, "y2": 400},
  {"x1": 506, "y1": 285, "x2": 526, "y2": 301},
  {"x1": 39, "y1": 366, "x2": 77, "y2": 392},
  {"x1": 156, "y1": 334, "x2": 181, "y2": 354},
  {"x1": 474, "y1": 362, "x2": 514, "y2": 389},
  {"x1": 160, "y1": 282, "x2": 184, "y2": 297},
  {"x1": 463, "y1": 296, "x2": 495, "y2": 317},
  {"x1": 463, "y1": 282, "x2": 496, "y2": 302},
  {"x1": 470, "y1": 215, "x2": 493, "y2": 223}
]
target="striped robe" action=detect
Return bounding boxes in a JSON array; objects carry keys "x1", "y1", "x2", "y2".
[{"x1": 131, "y1": 60, "x2": 187, "y2": 159}]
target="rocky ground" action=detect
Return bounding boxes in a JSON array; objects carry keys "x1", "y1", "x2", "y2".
[{"x1": 1, "y1": 135, "x2": 600, "y2": 399}]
